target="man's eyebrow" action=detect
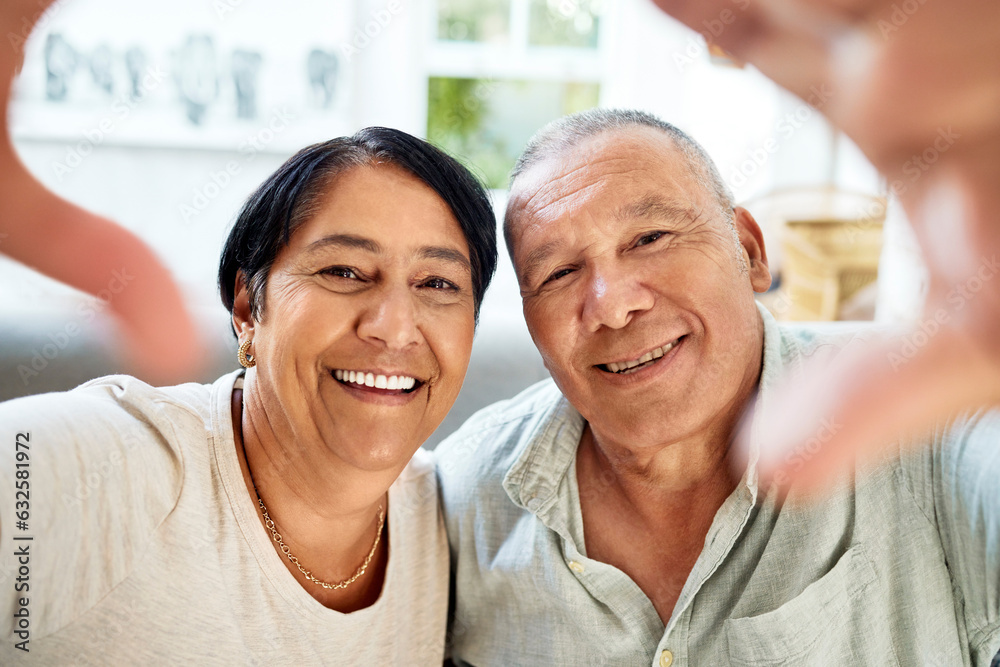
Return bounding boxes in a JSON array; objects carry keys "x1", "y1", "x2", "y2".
[
  {"x1": 518, "y1": 239, "x2": 563, "y2": 287},
  {"x1": 516, "y1": 196, "x2": 696, "y2": 286},
  {"x1": 305, "y1": 233, "x2": 381, "y2": 254},
  {"x1": 418, "y1": 246, "x2": 472, "y2": 272},
  {"x1": 614, "y1": 195, "x2": 696, "y2": 223}
]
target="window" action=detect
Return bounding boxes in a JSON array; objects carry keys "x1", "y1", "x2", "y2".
[
  {"x1": 438, "y1": 0, "x2": 511, "y2": 43},
  {"x1": 527, "y1": 0, "x2": 602, "y2": 49},
  {"x1": 426, "y1": 0, "x2": 610, "y2": 188},
  {"x1": 427, "y1": 76, "x2": 599, "y2": 187}
]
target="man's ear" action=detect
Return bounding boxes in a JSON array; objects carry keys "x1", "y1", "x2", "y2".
[
  {"x1": 733, "y1": 206, "x2": 772, "y2": 293},
  {"x1": 231, "y1": 270, "x2": 256, "y2": 339}
]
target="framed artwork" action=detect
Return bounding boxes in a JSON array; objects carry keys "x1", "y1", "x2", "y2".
[{"x1": 10, "y1": 0, "x2": 355, "y2": 152}]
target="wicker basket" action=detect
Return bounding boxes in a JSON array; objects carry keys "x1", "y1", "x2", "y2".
[{"x1": 779, "y1": 218, "x2": 884, "y2": 321}]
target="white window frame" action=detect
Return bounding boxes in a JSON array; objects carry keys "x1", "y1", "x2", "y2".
[{"x1": 420, "y1": 0, "x2": 619, "y2": 130}]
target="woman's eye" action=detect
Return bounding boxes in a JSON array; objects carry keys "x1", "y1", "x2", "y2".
[
  {"x1": 635, "y1": 231, "x2": 665, "y2": 247},
  {"x1": 321, "y1": 266, "x2": 359, "y2": 279},
  {"x1": 423, "y1": 277, "x2": 457, "y2": 290}
]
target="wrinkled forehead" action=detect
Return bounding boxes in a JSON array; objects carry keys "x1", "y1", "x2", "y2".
[{"x1": 506, "y1": 128, "x2": 705, "y2": 250}]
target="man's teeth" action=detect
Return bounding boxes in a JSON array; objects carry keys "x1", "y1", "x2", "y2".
[
  {"x1": 606, "y1": 340, "x2": 678, "y2": 373},
  {"x1": 333, "y1": 370, "x2": 417, "y2": 390}
]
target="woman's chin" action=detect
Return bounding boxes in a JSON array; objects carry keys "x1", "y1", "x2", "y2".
[{"x1": 334, "y1": 432, "x2": 427, "y2": 473}]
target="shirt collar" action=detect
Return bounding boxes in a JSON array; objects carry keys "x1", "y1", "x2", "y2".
[
  {"x1": 501, "y1": 389, "x2": 585, "y2": 538},
  {"x1": 743, "y1": 301, "x2": 786, "y2": 502},
  {"x1": 502, "y1": 302, "x2": 790, "y2": 518}
]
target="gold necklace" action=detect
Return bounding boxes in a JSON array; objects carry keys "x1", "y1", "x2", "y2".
[{"x1": 240, "y1": 438, "x2": 385, "y2": 591}]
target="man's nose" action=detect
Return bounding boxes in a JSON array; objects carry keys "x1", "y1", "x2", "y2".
[
  {"x1": 357, "y1": 287, "x2": 422, "y2": 350},
  {"x1": 580, "y1": 265, "x2": 654, "y2": 332}
]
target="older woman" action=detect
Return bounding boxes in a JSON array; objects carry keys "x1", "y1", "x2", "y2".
[{"x1": 0, "y1": 127, "x2": 497, "y2": 664}]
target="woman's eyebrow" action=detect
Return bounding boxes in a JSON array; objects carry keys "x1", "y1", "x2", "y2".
[
  {"x1": 418, "y1": 246, "x2": 471, "y2": 272},
  {"x1": 305, "y1": 233, "x2": 381, "y2": 255},
  {"x1": 303, "y1": 234, "x2": 470, "y2": 271}
]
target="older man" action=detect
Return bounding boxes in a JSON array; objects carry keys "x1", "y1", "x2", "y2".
[{"x1": 435, "y1": 109, "x2": 1000, "y2": 667}]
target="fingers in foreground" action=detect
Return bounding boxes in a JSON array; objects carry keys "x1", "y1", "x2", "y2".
[{"x1": 745, "y1": 328, "x2": 1000, "y2": 497}]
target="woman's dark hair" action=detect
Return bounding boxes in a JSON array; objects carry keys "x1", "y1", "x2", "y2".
[{"x1": 218, "y1": 127, "x2": 498, "y2": 329}]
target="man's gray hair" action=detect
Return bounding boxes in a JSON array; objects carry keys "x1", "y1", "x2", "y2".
[
  {"x1": 510, "y1": 108, "x2": 734, "y2": 212},
  {"x1": 505, "y1": 108, "x2": 742, "y2": 267}
]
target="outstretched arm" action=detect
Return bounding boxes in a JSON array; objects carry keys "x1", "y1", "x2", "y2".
[
  {"x1": 648, "y1": 0, "x2": 1000, "y2": 487},
  {"x1": 0, "y1": 0, "x2": 203, "y2": 384}
]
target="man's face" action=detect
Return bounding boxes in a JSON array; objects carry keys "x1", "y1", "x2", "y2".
[{"x1": 508, "y1": 127, "x2": 771, "y2": 449}]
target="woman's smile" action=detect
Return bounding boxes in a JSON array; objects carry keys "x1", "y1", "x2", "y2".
[{"x1": 333, "y1": 368, "x2": 421, "y2": 392}]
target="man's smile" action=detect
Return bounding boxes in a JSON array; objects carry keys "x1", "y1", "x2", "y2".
[{"x1": 597, "y1": 336, "x2": 685, "y2": 375}]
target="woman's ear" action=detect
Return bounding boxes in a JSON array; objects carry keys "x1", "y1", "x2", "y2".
[
  {"x1": 733, "y1": 206, "x2": 772, "y2": 293},
  {"x1": 231, "y1": 270, "x2": 255, "y2": 339}
]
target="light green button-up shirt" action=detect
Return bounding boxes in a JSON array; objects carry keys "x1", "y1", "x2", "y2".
[{"x1": 436, "y1": 305, "x2": 1000, "y2": 666}]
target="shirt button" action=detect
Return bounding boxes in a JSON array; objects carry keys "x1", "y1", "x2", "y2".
[
  {"x1": 659, "y1": 649, "x2": 674, "y2": 667},
  {"x1": 567, "y1": 560, "x2": 585, "y2": 573}
]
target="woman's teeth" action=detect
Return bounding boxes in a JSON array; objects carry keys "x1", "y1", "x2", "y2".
[
  {"x1": 333, "y1": 370, "x2": 417, "y2": 390},
  {"x1": 605, "y1": 339, "x2": 679, "y2": 374}
]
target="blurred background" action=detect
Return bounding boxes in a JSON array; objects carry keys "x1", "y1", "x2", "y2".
[{"x1": 1, "y1": 0, "x2": 929, "y2": 445}]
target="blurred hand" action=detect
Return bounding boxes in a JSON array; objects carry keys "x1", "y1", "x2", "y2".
[
  {"x1": 1, "y1": 0, "x2": 204, "y2": 385},
  {"x1": 649, "y1": 0, "x2": 1000, "y2": 489}
]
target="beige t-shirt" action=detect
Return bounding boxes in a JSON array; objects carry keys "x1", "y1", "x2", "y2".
[{"x1": 0, "y1": 370, "x2": 448, "y2": 665}]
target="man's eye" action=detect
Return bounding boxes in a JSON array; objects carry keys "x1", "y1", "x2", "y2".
[
  {"x1": 321, "y1": 266, "x2": 359, "y2": 279},
  {"x1": 543, "y1": 268, "x2": 574, "y2": 284},
  {"x1": 635, "y1": 231, "x2": 665, "y2": 247}
]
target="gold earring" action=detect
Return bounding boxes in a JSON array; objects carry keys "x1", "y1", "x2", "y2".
[{"x1": 238, "y1": 339, "x2": 256, "y2": 368}]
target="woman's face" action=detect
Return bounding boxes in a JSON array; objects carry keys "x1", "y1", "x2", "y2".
[{"x1": 241, "y1": 164, "x2": 476, "y2": 471}]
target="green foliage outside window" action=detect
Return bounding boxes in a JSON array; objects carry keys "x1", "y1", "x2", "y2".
[
  {"x1": 427, "y1": 76, "x2": 600, "y2": 189},
  {"x1": 528, "y1": 0, "x2": 602, "y2": 49},
  {"x1": 437, "y1": 0, "x2": 511, "y2": 43}
]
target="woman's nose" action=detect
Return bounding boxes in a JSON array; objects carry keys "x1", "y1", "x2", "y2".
[{"x1": 356, "y1": 287, "x2": 422, "y2": 350}]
